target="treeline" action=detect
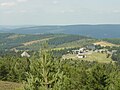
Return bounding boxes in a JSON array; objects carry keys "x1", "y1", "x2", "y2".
[
  {"x1": 103, "y1": 38, "x2": 120, "y2": 45},
  {"x1": 0, "y1": 48, "x2": 120, "y2": 90},
  {"x1": 51, "y1": 47, "x2": 79, "y2": 58},
  {"x1": 48, "y1": 35, "x2": 89, "y2": 46},
  {"x1": 112, "y1": 47, "x2": 120, "y2": 62}
]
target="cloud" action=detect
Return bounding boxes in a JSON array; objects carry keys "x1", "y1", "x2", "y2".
[
  {"x1": 59, "y1": 9, "x2": 75, "y2": 14},
  {"x1": 52, "y1": 1, "x2": 59, "y2": 4},
  {"x1": 69, "y1": 9, "x2": 75, "y2": 13},
  {"x1": 113, "y1": 10, "x2": 120, "y2": 13},
  {"x1": 2, "y1": 9, "x2": 28, "y2": 14},
  {"x1": 0, "y1": 2, "x2": 16, "y2": 7},
  {"x1": 60, "y1": 10, "x2": 65, "y2": 13},
  {"x1": 3, "y1": 10, "x2": 15, "y2": 14},
  {"x1": 17, "y1": 0, "x2": 28, "y2": 3},
  {"x1": 19, "y1": 10, "x2": 27, "y2": 13}
]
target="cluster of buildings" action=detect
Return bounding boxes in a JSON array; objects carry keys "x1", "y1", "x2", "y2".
[
  {"x1": 72, "y1": 47, "x2": 94, "y2": 58},
  {"x1": 71, "y1": 45, "x2": 117, "y2": 59}
]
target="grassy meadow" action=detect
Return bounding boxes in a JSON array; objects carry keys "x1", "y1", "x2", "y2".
[
  {"x1": 62, "y1": 52, "x2": 113, "y2": 63},
  {"x1": 0, "y1": 81, "x2": 23, "y2": 90}
]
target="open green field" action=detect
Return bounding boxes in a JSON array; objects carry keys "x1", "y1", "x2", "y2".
[
  {"x1": 62, "y1": 52, "x2": 113, "y2": 63},
  {"x1": 0, "y1": 81, "x2": 23, "y2": 90}
]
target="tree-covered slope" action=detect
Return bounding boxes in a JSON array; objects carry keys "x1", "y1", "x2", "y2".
[
  {"x1": 103, "y1": 38, "x2": 120, "y2": 45},
  {"x1": 0, "y1": 33, "x2": 94, "y2": 51}
]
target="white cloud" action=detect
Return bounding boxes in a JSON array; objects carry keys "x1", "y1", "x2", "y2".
[
  {"x1": 69, "y1": 9, "x2": 75, "y2": 13},
  {"x1": 60, "y1": 10, "x2": 65, "y2": 13},
  {"x1": 52, "y1": 1, "x2": 59, "y2": 4},
  {"x1": 113, "y1": 10, "x2": 120, "y2": 13},
  {"x1": 2, "y1": 9, "x2": 27, "y2": 14},
  {"x1": 60, "y1": 9, "x2": 75, "y2": 14},
  {"x1": 17, "y1": 0, "x2": 28, "y2": 3},
  {"x1": 0, "y1": 2, "x2": 16, "y2": 7},
  {"x1": 3, "y1": 10, "x2": 15, "y2": 14},
  {"x1": 19, "y1": 10, "x2": 27, "y2": 13}
]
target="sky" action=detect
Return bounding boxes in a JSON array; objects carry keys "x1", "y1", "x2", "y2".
[{"x1": 0, "y1": 0, "x2": 120, "y2": 25}]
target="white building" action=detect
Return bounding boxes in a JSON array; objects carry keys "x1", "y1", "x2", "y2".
[
  {"x1": 77, "y1": 53, "x2": 87, "y2": 58},
  {"x1": 21, "y1": 51, "x2": 30, "y2": 57}
]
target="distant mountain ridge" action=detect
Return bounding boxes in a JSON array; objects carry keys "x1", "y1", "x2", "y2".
[{"x1": 0, "y1": 24, "x2": 120, "y2": 38}]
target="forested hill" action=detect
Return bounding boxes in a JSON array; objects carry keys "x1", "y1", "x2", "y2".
[
  {"x1": 0, "y1": 24, "x2": 120, "y2": 38},
  {"x1": 0, "y1": 33, "x2": 95, "y2": 51}
]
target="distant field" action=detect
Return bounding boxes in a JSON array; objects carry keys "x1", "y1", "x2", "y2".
[
  {"x1": 62, "y1": 52, "x2": 113, "y2": 63},
  {"x1": 22, "y1": 37, "x2": 54, "y2": 46},
  {"x1": 0, "y1": 81, "x2": 23, "y2": 90},
  {"x1": 93, "y1": 41, "x2": 119, "y2": 47}
]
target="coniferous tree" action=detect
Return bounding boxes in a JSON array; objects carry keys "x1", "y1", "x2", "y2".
[{"x1": 24, "y1": 44, "x2": 65, "y2": 90}]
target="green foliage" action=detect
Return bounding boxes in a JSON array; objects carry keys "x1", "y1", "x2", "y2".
[
  {"x1": 60, "y1": 60, "x2": 120, "y2": 90},
  {"x1": 103, "y1": 38, "x2": 120, "y2": 45},
  {"x1": 0, "y1": 33, "x2": 55, "y2": 50},
  {"x1": 0, "y1": 47, "x2": 120, "y2": 90},
  {"x1": 112, "y1": 47, "x2": 120, "y2": 62},
  {"x1": 24, "y1": 45, "x2": 65, "y2": 90},
  {"x1": 0, "y1": 33, "x2": 92, "y2": 51},
  {"x1": 0, "y1": 56, "x2": 30, "y2": 82},
  {"x1": 106, "y1": 66, "x2": 120, "y2": 90},
  {"x1": 48, "y1": 35, "x2": 89, "y2": 46},
  {"x1": 86, "y1": 64, "x2": 108, "y2": 90}
]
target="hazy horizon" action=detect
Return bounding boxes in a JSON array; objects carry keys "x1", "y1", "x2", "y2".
[{"x1": 1, "y1": 23, "x2": 120, "y2": 26}]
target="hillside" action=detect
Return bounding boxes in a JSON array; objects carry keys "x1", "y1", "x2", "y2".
[
  {"x1": 1, "y1": 33, "x2": 120, "y2": 52},
  {"x1": 0, "y1": 33, "x2": 120, "y2": 90},
  {"x1": 0, "y1": 24, "x2": 120, "y2": 38},
  {"x1": 103, "y1": 38, "x2": 120, "y2": 45},
  {"x1": 0, "y1": 33, "x2": 95, "y2": 51}
]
